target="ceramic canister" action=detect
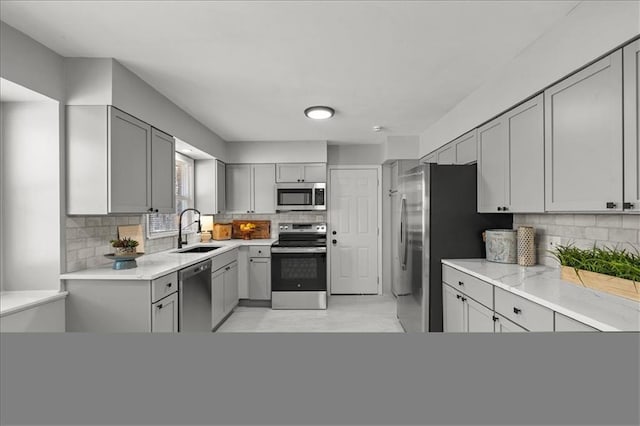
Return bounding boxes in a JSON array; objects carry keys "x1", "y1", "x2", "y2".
[{"x1": 485, "y1": 229, "x2": 517, "y2": 264}]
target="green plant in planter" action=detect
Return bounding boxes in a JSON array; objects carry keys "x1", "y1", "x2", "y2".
[
  {"x1": 549, "y1": 244, "x2": 640, "y2": 282},
  {"x1": 110, "y1": 237, "x2": 139, "y2": 253}
]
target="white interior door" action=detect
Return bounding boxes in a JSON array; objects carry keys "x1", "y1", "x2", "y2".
[{"x1": 329, "y1": 168, "x2": 379, "y2": 294}]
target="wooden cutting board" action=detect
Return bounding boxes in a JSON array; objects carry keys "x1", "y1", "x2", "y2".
[
  {"x1": 117, "y1": 224, "x2": 145, "y2": 253},
  {"x1": 231, "y1": 220, "x2": 271, "y2": 239}
]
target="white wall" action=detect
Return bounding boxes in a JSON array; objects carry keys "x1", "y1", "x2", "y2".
[
  {"x1": 111, "y1": 60, "x2": 228, "y2": 160},
  {"x1": 64, "y1": 58, "x2": 114, "y2": 105},
  {"x1": 0, "y1": 22, "x2": 65, "y2": 102},
  {"x1": 383, "y1": 135, "x2": 419, "y2": 162},
  {"x1": 419, "y1": 1, "x2": 640, "y2": 156},
  {"x1": 226, "y1": 140, "x2": 327, "y2": 163},
  {"x1": 1, "y1": 101, "x2": 61, "y2": 291},
  {"x1": 327, "y1": 144, "x2": 382, "y2": 165}
]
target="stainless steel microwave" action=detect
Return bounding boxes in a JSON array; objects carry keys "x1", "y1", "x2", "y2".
[{"x1": 275, "y1": 182, "x2": 326, "y2": 211}]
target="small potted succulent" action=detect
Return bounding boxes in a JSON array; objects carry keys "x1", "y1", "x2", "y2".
[{"x1": 110, "y1": 237, "x2": 139, "y2": 256}]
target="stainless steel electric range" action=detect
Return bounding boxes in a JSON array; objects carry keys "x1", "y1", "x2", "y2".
[{"x1": 271, "y1": 223, "x2": 327, "y2": 309}]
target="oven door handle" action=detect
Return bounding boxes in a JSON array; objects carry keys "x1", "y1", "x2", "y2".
[{"x1": 271, "y1": 247, "x2": 327, "y2": 254}]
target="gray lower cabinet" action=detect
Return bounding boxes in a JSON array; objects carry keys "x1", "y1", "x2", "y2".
[
  {"x1": 554, "y1": 312, "x2": 598, "y2": 332},
  {"x1": 226, "y1": 164, "x2": 276, "y2": 213},
  {"x1": 212, "y1": 260, "x2": 238, "y2": 329},
  {"x1": 624, "y1": 40, "x2": 640, "y2": 212},
  {"x1": 494, "y1": 287, "x2": 554, "y2": 332},
  {"x1": 544, "y1": 49, "x2": 623, "y2": 212},
  {"x1": 151, "y1": 292, "x2": 179, "y2": 332},
  {"x1": 65, "y1": 272, "x2": 179, "y2": 332},
  {"x1": 478, "y1": 94, "x2": 544, "y2": 213},
  {"x1": 493, "y1": 314, "x2": 527, "y2": 333},
  {"x1": 442, "y1": 283, "x2": 494, "y2": 333},
  {"x1": 249, "y1": 257, "x2": 271, "y2": 300},
  {"x1": 67, "y1": 105, "x2": 175, "y2": 215}
]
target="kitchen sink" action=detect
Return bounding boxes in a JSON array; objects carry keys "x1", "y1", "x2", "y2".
[{"x1": 175, "y1": 246, "x2": 221, "y2": 253}]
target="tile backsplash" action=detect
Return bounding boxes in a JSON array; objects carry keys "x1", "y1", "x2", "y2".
[
  {"x1": 65, "y1": 211, "x2": 326, "y2": 272},
  {"x1": 514, "y1": 214, "x2": 640, "y2": 266}
]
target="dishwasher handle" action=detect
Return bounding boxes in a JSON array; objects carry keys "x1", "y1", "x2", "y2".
[{"x1": 179, "y1": 260, "x2": 212, "y2": 280}]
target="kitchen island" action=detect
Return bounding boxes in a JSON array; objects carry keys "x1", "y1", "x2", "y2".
[{"x1": 443, "y1": 259, "x2": 640, "y2": 332}]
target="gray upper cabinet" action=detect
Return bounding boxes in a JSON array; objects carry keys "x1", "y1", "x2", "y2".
[
  {"x1": 436, "y1": 130, "x2": 477, "y2": 165},
  {"x1": 276, "y1": 163, "x2": 326, "y2": 183},
  {"x1": 67, "y1": 105, "x2": 174, "y2": 215},
  {"x1": 478, "y1": 94, "x2": 544, "y2": 213},
  {"x1": 477, "y1": 118, "x2": 507, "y2": 213},
  {"x1": 421, "y1": 153, "x2": 437, "y2": 164},
  {"x1": 624, "y1": 40, "x2": 640, "y2": 212},
  {"x1": 195, "y1": 159, "x2": 226, "y2": 214},
  {"x1": 545, "y1": 50, "x2": 623, "y2": 212},
  {"x1": 226, "y1": 163, "x2": 276, "y2": 214},
  {"x1": 150, "y1": 128, "x2": 176, "y2": 214}
]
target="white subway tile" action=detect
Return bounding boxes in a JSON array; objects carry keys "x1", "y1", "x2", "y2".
[
  {"x1": 573, "y1": 214, "x2": 596, "y2": 227},
  {"x1": 77, "y1": 247, "x2": 95, "y2": 259},
  {"x1": 596, "y1": 215, "x2": 622, "y2": 228},
  {"x1": 584, "y1": 227, "x2": 609, "y2": 241},
  {"x1": 621, "y1": 215, "x2": 640, "y2": 230},
  {"x1": 609, "y1": 228, "x2": 638, "y2": 244},
  {"x1": 128, "y1": 216, "x2": 141, "y2": 225},
  {"x1": 555, "y1": 215, "x2": 575, "y2": 226},
  {"x1": 116, "y1": 216, "x2": 130, "y2": 225},
  {"x1": 86, "y1": 217, "x2": 102, "y2": 227},
  {"x1": 66, "y1": 217, "x2": 85, "y2": 228},
  {"x1": 101, "y1": 217, "x2": 116, "y2": 226},
  {"x1": 66, "y1": 260, "x2": 87, "y2": 273}
]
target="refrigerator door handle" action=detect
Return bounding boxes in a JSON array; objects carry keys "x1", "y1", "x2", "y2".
[{"x1": 400, "y1": 196, "x2": 408, "y2": 270}]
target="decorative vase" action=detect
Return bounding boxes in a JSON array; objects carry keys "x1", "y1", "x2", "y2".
[
  {"x1": 517, "y1": 226, "x2": 536, "y2": 266},
  {"x1": 115, "y1": 247, "x2": 136, "y2": 256}
]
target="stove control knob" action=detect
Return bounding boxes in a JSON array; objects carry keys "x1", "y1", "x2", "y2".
[{"x1": 284, "y1": 226, "x2": 289, "y2": 230}]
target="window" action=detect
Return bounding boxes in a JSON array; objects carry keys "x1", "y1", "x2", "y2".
[{"x1": 147, "y1": 153, "x2": 195, "y2": 237}]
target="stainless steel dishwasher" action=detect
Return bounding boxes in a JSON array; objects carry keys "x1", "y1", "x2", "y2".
[{"x1": 178, "y1": 259, "x2": 212, "y2": 332}]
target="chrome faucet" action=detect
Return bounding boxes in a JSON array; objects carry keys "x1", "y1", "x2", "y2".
[{"x1": 177, "y1": 208, "x2": 201, "y2": 249}]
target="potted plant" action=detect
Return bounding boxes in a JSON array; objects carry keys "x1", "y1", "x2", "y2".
[
  {"x1": 110, "y1": 237, "x2": 140, "y2": 256},
  {"x1": 549, "y1": 244, "x2": 640, "y2": 301}
]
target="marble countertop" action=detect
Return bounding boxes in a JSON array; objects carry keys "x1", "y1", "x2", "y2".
[
  {"x1": 1, "y1": 290, "x2": 69, "y2": 317},
  {"x1": 442, "y1": 259, "x2": 640, "y2": 332},
  {"x1": 60, "y1": 238, "x2": 278, "y2": 281}
]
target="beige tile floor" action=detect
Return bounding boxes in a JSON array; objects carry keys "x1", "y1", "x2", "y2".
[{"x1": 216, "y1": 294, "x2": 404, "y2": 333}]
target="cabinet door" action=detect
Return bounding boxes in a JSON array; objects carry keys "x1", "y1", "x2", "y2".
[
  {"x1": 223, "y1": 261, "x2": 239, "y2": 314},
  {"x1": 494, "y1": 314, "x2": 527, "y2": 333},
  {"x1": 276, "y1": 164, "x2": 303, "y2": 182},
  {"x1": 237, "y1": 247, "x2": 250, "y2": 299},
  {"x1": 249, "y1": 258, "x2": 271, "y2": 300},
  {"x1": 624, "y1": 40, "x2": 640, "y2": 212},
  {"x1": 303, "y1": 164, "x2": 327, "y2": 182},
  {"x1": 212, "y1": 268, "x2": 225, "y2": 327},
  {"x1": 151, "y1": 292, "x2": 179, "y2": 332},
  {"x1": 466, "y1": 297, "x2": 494, "y2": 333},
  {"x1": 443, "y1": 284, "x2": 465, "y2": 332},
  {"x1": 216, "y1": 160, "x2": 226, "y2": 214},
  {"x1": 437, "y1": 144, "x2": 456, "y2": 165},
  {"x1": 226, "y1": 164, "x2": 251, "y2": 213},
  {"x1": 108, "y1": 107, "x2": 152, "y2": 213},
  {"x1": 150, "y1": 128, "x2": 176, "y2": 214},
  {"x1": 454, "y1": 130, "x2": 477, "y2": 164},
  {"x1": 554, "y1": 312, "x2": 598, "y2": 332},
  {"x1": 252, "y1": 164, "x2": 276, "y2": 213},
  {"x1": 477, "y1": 117, "x2": 507, "y2": 213},
  {"x1": 545, "y1": 50, "x2": 623, "y2": 212}
]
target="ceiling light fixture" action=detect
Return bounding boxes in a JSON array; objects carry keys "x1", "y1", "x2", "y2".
[{"x1": 304, "y1": 106, "x2": 335, "y2": 120}]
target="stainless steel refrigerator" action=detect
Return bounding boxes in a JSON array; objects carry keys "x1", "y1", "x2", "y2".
[{"x1": 396, "y1": 163, "x2": 512, "y2": 332}]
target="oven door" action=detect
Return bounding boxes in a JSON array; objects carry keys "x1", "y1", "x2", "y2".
[{"x1": 270, "y1": 247, "x2": 327, "y2": 291}]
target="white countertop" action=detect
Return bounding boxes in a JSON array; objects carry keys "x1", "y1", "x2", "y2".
[
  {"x1": 1, "y1": 290, "x2": 69, "y2": 317},
  {"x1": 60, "y1": 238, "x2": 278, "y2": 281},
  {"x1": 442, "y1": 259, "x2": 640, "y2": 332}
]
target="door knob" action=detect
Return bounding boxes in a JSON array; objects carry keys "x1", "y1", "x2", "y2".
[
  {"x1": 332, "y1": 231, "x2": 337, "y2": 235},
  {"x1": 332, "y1": 239, "x2": 337, "y2": 244}
]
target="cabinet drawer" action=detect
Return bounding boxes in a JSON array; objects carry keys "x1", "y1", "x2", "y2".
[
  {"x1": 442, "y1": 265, "x2": 493, "y2": 308},
  {"x1": 554, "y1": 312, "x2": 599, "y2": 332},
  {"x1": 494, "y1": 287, "x2": 554, "y2": 331},
  {"x1": 249, "y1": 246, "x2": 270, "y2": 258},
  {"x1": 212, "y1": 248, "x2": 238, "y2": 271},
  {"x1": 151, "y1": 272, "x2": 178, "y2": 303}
]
